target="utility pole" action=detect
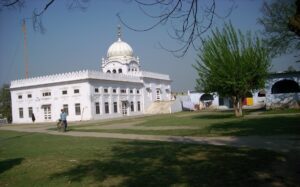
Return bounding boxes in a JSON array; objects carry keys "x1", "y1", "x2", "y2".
[{"x1": 22, "y1": 19, "x2": 29, "y2": 78}]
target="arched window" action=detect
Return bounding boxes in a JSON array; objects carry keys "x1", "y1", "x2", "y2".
[
  {"x1": 118, "y1": 69, "x2": 122, "y2": 73},
  {"x1": 258, "y1": 90, "x2": 266, "y2": 97},
  {"x1": 107, "y1": 70, "x2": 111, "y2": 73},
  {"x1": 112, "y1": 69, "x2": 116, "y2": 74},
  {"x1": 271, "y1": 79, "x2": 300, "y2": 94}
]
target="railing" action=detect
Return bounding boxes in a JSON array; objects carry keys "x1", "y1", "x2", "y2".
[
  {"x1": 138, "y1": 71, "x2": 171, "y2": 80},
  {"x1": 10, "y1": 69, "x2": 171, "y2": 89},
  {"x1": 10, "y1": 70, "x2": 143, "y2": 89}
]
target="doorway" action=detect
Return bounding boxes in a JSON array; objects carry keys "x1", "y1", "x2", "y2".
[
  {"x1": 121, "y1": 101, "x2": 128, "y2": 116},
  {"x1": 43, "y1": 105, "x2": 51, "y2": 120},
  {"x1": 156, "y1": 88, "x2": 161, "y2": 101}
]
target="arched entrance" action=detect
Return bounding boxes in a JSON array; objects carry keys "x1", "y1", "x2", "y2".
[
  {"x1": 271, "y1": 79, "x2": 300, "y2": 94},
  {"x1": 200, "y1": 93, "x2": 213, "y2": 108}
]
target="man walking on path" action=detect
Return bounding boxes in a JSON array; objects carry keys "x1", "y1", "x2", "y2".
[{"x1": 60, "y1": 109, "x2": 67, "y2": 132}]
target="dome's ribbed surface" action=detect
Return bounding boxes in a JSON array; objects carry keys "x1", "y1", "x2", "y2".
[{"x1": 107, "y1": 38, "x2": 133, "y2": 58}]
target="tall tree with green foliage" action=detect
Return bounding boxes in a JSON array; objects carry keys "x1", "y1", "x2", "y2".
[
  {"x1": 258, "y1": 0, "x2": 300, "y2": 58},
  {"x1": 0, "y1": 84, "x2": 12, "y2": 122},
  {"x1": 194, "y1": 23, "x2": 270, "y2": 117}
]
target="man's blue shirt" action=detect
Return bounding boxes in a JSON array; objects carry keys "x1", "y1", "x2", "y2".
[{"x1": 60, "y1": 112, "x2": 67, "y2": 121}]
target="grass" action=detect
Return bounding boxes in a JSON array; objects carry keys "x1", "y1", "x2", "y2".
[
  {"x1": 69, "y1": 112, "x2": 300, "y2": 137},
  {"x1": 0, "y1": 130, "x2": 299, "y2": 187},
  {"x1": 261, "y1": 108, "x2": 300, "y2": 114}
]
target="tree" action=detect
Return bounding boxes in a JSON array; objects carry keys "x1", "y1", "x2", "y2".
[
  {"x1": 258, "y1": 0, "x2": 300, "y2": 58},
  {"x1": 194, "y1": 22, "x2": 270, "y2": 117},
  {"x1": 0, "y1": 84, "x2": 12, "y2": 122},
  {"x1": 288, "y1": 0, "x2": 300, "y2": 36}
]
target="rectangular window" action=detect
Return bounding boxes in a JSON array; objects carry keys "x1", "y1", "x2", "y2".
[
  {"x1": 19, "y1": 108, "x2": 23, "y2": 118},
  {"x1": 62, "y1": 90, "x2": 67, "y2": 95},
  {"x1": 137, "y1": 101, "x2": 141, "y2": 111},
  {"x1": 130, "y1": 89, "x2": 133, "y2": 94},
  {"x1": 27, "y1": 94, "x2": 32, "y2": 98},
  {"x1": 95, "y1": 88, "x2": 99, "y2": 93},
  {"x1": 95, "y1": 102, "x2": 100, "y2": 114},
  {"x1": 75, "y1": 103, "x2": 81, "y2": 115},
  {"x1": 130, "y1": 101, "x2": 134, "y2": 112},
  {"x1": 104, "y1": 88, "x2": 108, "y2": 93},
  {"x1": 74, "y1": 89, "x2": 80, "y2": 94},
  {"x1": 28, "y1": 107, "x2": 33, "y2": 118},
  {"x1": 112, "y1": 89, "x2": 116, "y2": 93},
  {"x1": 121, "y1": 89, "x2": 126, "y2": 93},
  {"x1": 42, "y1": 92, "x2": 51, "y2": 97},
  {"x1": 137, "y1": 89, "x2": 140, "y2": 94},
  {"x1": 113, "y1": 102, "x2": 118, "y2": 113},
  {"x1": 18, "y1": 95, "x2": 22, "y2": 99},
  {"x1": 105, "y1": 102, "x2": 109, "y2": 114},
  {"x1": 63, "y1": 104, "x2": 69, "y2": 115}
]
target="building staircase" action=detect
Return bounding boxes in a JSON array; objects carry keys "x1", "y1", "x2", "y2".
[{"x1": 145, "y1": 100, "x2": 182, "y2": 114}]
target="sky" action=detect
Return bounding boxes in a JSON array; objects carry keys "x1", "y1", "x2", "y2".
[{"x1": 0, "y1": 0, "x2": 299, "y2": 92}]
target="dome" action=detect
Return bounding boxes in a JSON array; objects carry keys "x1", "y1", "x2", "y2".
[{"x1": 107, "y1": 38, "x2": 133, "y2": 58}]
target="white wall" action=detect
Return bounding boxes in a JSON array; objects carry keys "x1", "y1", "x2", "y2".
[
  {"x1": 143, "y1": 78, "x2": 172, "y2": 110},
  {"x1": 11, "y1": 81, "x2": 91, "y2": 123},
  {"x1": 89, "y1": 80, "x2": 144, "y2": 120}
]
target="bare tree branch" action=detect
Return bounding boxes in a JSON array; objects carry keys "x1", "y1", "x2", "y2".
[
  {"x1": 34, "y1": 0, "x2": 55, "y2": 16},
  {"x1": 0, "y1": 0, "x2": 24, "y2": 10},
  {"x1": 1, "y1": 0, "x2": 89, "y2": 33},
  {"x1": 2, "y1": 0, "x2": 20, "y2": 7},
  {"x1": 118, "y1": 0, "x2": 234, "y2": 57}
]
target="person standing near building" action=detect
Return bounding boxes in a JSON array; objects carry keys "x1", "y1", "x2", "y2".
[
  {"x1": 60, "y1": 109, "x2": 67, "y2": 132},
  {"x1": 31, "y1": 113, "x2": 35, "y2": 123}
]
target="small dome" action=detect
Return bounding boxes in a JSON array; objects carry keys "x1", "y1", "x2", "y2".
[{"x1": 107, "y1": 38, "x2": 133, "y2": 58}]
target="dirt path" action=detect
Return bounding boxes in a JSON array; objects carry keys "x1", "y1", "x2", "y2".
[
  {"x1": 75, "y1": 120, "x2": 199, "y2": 130},
  {"x1": 1, "y1": 123, "x2": 299, "y2": 152}
]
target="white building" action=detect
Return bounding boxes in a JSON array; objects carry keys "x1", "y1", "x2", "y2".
[
  {"x1": 265, "y1": 71, "x2": 300, "y2": 109},
  {"x1": 186, "y1": 90, "x2": 266, "y2": 110},
  {"x1": 10, "y1": 28, "x2": 174, "y2": 123}
]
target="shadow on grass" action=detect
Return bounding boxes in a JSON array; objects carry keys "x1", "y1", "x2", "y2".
[
  {"x1": 193, "y1": 113, "x2": 235, "y2": 119},
  {"x1": 0, "y1": 158, "x2": 24, "y2": 174},
  {"x1": 50, "y1": 142, "x2": 297, "y2": 187},
  {"x1": 0, "y1": 133, "x2": 35, "y2": 144},
  {"x1": 206, "y1": 116, "x2": 300, "y2": 136}
]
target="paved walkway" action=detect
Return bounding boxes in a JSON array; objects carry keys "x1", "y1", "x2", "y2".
[{"x1": 1, "y1": 122, "x2": 299, "y2": 152}]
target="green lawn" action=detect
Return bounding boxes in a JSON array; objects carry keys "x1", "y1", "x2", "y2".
[
  {"x1": 261, "y1": 108, "x2": 300, "y2": 114},
  {"x1": 0, "y1": 130, "x2": 299, "y2": 187},
  {"x1": 69, "y1": 112, "x2": 300, "y2": 137}
]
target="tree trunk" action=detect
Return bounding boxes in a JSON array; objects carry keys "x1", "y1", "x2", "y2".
[
  {"x1": 233, "y1": 96, "x2": 243, "y2": 117},
  {"x1": 238, "y1": 97, "x2": 243, "y2": 116}
]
